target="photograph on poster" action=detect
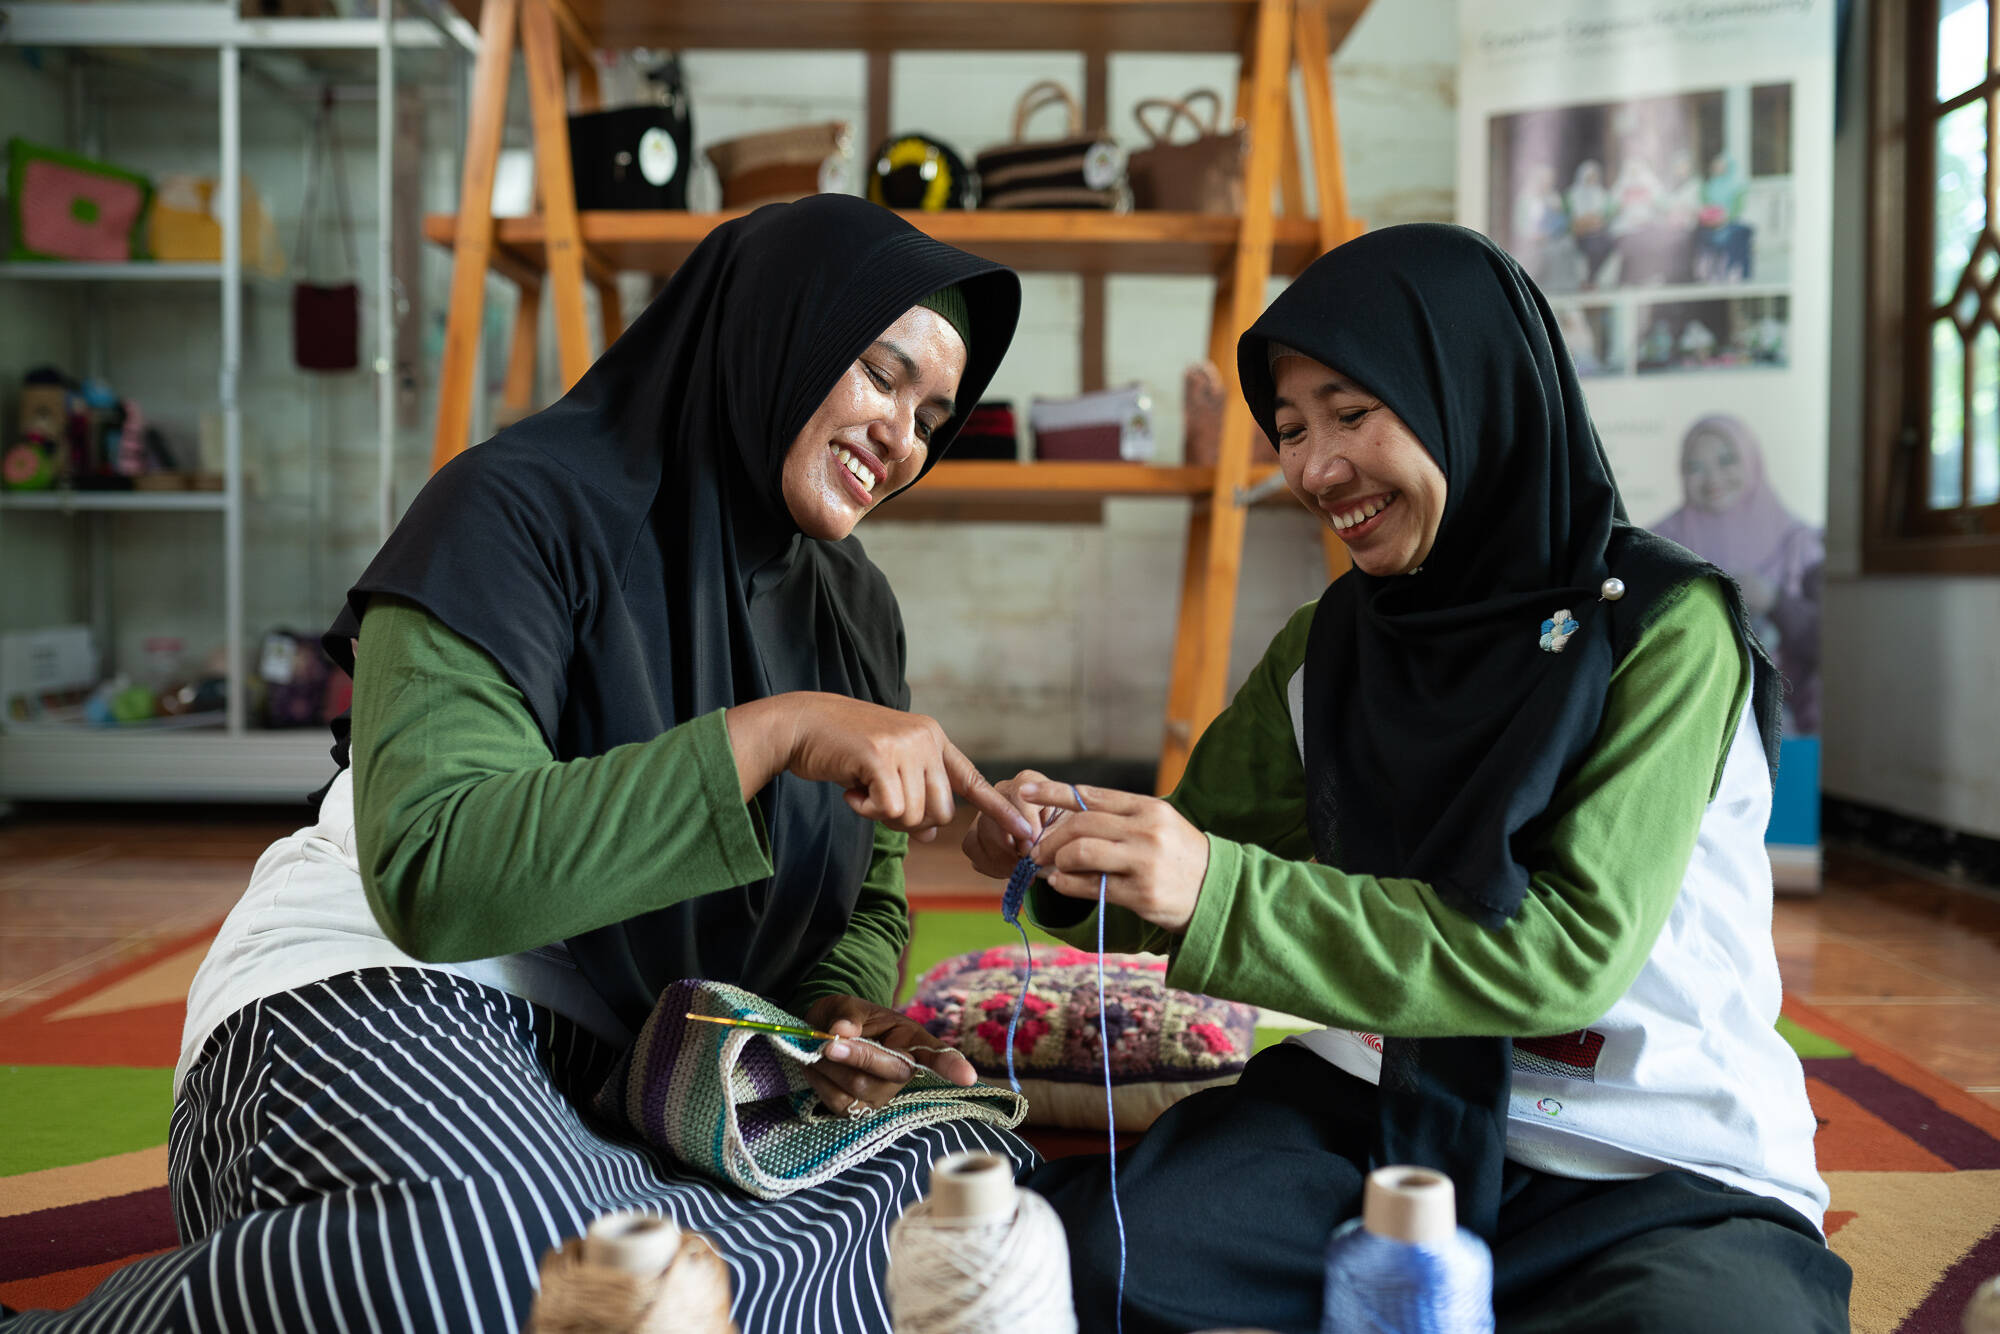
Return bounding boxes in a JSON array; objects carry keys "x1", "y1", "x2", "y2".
[
  {"x1": 1489, "y1": 83, "x2": 1794, "y2": 294},
  {"x1": 1554, "y1": 303, "x2": 1624, "y2": 376},
  {"x1": 1648, "y1": 413, "x2": 1822, "y2": 736},
  {"x1": 1634, "y1": 294, "x2": 1788, "y2": 373}
]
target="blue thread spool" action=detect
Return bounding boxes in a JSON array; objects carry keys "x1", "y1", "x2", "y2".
[{"x1": 1321, "y1": 1167, "x2": 1493, "y2": 1334}]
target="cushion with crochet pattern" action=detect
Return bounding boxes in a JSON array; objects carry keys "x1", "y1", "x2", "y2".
[{"x1": 900, "y1": 945, "x2": 1258, "y2": 1131}]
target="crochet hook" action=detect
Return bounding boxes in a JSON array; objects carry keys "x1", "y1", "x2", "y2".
[{"x1": 683, "y1": 1012, "x2": 839, "y2": 1042}]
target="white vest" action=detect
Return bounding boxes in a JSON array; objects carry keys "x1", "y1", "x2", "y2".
[{"x1": 1283, "y1": 666, "x2": 1829, "y2": 1232}]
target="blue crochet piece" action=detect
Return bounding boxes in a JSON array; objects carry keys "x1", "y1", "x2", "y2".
[{"x1": 1000, "y1": 789, "x2": 1124, "y2": 1334}]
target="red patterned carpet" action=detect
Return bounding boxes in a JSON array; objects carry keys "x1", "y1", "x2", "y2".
[{"x1": 3, "y1": 911, "x2": 1998, "y2": 1331}]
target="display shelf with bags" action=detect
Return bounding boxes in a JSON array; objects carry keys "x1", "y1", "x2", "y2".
[
  {"x1": 423, "y1": 0, "x2": 1367, "y2": 791},
  {"x1": 0, "y1": 2, "x2": 471, "y2": 801}
]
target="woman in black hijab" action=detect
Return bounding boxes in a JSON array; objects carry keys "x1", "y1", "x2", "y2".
[
  {"x1": 967, "y1": 224, "x2": 1850, "y2": 1332},
  {"x1": 35, "y1": 197, "x2": 1040, "y2": 1334}
]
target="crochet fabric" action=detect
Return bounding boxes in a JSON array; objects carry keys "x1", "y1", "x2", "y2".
[
  {"x1": 596, "y1": 979, "x2": 1028, "y2": 1201},
  {"x1": 901, "y1": 946, "x2": 1259, "y2": 1131}
]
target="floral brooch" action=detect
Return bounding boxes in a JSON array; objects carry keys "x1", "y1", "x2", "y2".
[{"x1": 1539, "y1": 609, "x2": 1580, "y2": 653}]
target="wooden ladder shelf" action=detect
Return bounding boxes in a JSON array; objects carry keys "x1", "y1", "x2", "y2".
[{"x1": 428, "y1": 0, "x2": 1369, "y2": 791}]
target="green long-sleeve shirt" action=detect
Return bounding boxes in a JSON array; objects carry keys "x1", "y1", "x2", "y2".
[
  {"x1": 348, "y1": 594, "x2": 911, "y2": 1012},
  {"x1": 1029, "y1": 578, "x2": 1750, "y2": 1040}
]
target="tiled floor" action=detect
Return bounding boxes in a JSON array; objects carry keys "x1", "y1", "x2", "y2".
[{"x1": 4, "y1": 807, "x2": 1999, "y2": 1110}]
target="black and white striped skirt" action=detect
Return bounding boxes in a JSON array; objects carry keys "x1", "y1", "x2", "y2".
[{"x1": 10, "y1": 967, "x2": 1039, "y2": 1333}]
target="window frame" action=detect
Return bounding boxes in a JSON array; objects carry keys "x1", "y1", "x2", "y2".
[{"x1": 1865, "y1": 0, "x2": 2000, "y2": 572}]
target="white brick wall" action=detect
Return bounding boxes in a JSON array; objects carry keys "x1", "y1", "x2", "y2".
[{"x1": 2, "y1": 0, "x2": 1457, "y2": 762}]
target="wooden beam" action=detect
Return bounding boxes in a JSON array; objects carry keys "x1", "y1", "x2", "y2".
[
  {"x1": 866, "y1": 51, "x2": 892, "y2": 163},
  {"x1": 1278, "y1": 93, "x2": 1307, "y2": 219},
  {"x1": 430, "y1": 0, "x2": 520, "y2": 472},
  {"x1": 593, "y1": 276, "x2": 624, "y2": 352},
  {"x1": 543, "y1": 0, "x2": 595, "y2": 70},
  {"x1": 1159, "y1": 0, "x2": 1293, "y2": 792},
  {"x1": 522, "y1": 0, "x2": 595, "y2": 390},
  {"x1": 503, "y1": 282, "x2": 543, "y2": 421},
  {"x1": 1081, "y1": 51, "x2": 1109, "y2": 392},
  {"x1": 1295, "y1": 0, "x2": 1358, "y2": 247}
]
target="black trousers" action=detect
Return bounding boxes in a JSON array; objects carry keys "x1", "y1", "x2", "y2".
[{"x1": 1025, "y1": 1044, "x2": 1851, "y2": 1334}]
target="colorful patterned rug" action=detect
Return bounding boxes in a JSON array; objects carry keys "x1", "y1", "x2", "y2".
[{"x1": 3, "y1": 902, "x2": 1996, "y2": 1332}]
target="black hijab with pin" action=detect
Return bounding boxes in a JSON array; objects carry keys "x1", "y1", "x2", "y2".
[
  {"x1": 1237, "y1": 222, "x2": 1781, "y2": 1236},
  {"x1": 322, "y1": 196, "x2": 1021, "y2": 1028}
]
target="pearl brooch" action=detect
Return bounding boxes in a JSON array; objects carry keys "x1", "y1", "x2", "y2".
[{"x1": 1600, "y1": 578, "x2": 1626, "y2": 601}]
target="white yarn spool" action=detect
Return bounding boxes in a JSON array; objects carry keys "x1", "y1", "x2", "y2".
[
  {"x1": 1965, "y1": 1274, "x2": 2000, "y2": 1334},
  {"x1": 887, "y1": 1151, "x2": 1077, "y2": 1334},
  {"x1": 584, "y1": 1210, "x2": 683, "y2": 1276}
]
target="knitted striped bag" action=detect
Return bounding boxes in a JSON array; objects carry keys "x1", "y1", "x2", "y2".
[{"x1": 595, "y1": 979, "x2": 1028, "y2": 1201}]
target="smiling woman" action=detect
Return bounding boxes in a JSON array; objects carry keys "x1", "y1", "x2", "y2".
[
  {"x1": 964, "y1": 223, "x2": 1850, "y2": 1333},
  {"x1": 782, "y1": 294, "x2": 970, "y2": 540},
  {"x1": 1267, "y1": 348, "x2": 1448, "y2": 575},
  {"x1": 14, "y1": 198, "x2": 1044, "y2": 1334}
]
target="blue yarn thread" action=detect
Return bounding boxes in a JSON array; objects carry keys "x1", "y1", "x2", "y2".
[
  {"x1": 1001, "y1": 787, "x2": 1126, "y2": 1334},
  {"x1": 1320, "y1": 1215, "x2": 1493, "y2": 1334}
]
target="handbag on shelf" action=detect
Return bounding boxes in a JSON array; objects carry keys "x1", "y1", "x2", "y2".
[
  {"x1": 1126, "y1": 89, "x2": 1246, "y2": 214},
  {"x1": 948, "y1": 401, "x2": 1020, "y2": 460},
  {"x1": 1030, "y1": 383, "x2": 1155, "y2": 462},
  {"x1": 292, "y1": 89, "x2": 360, "y2": 373},
  {"x1": 866, "y1": 133, "x2": 976, "y2": 211},
  {"x1": 973, "y1": 81, "x2": 1123, "y2": 211},
  {"x1": 1182, "y1": 360, "x2": 1277, "y2": 467},
  {"x1": 568, "y1": 54, "x2": 693, "y2": 211},
  {"x1": 705, "y1": 120, "x2": 853, "y2": 211},
  {"x1": 6, "y1": 138, "x2": 151, "y2": 263}
]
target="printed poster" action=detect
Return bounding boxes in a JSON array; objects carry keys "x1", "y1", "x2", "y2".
[{"x1": 1458, "y1": 0, "x2": 1835, "y2": 881}]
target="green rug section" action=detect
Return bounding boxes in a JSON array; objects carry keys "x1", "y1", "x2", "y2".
[
  {"x1": 1775, "y1": 1014, "x2": 1852, "y2": 1060},
  {"x1": 899, "y1": 909, "x2": 1072, "y2": 1005},
  {"x1": 0, "y1": 1065, "x2": 173, "y2": 1175}
]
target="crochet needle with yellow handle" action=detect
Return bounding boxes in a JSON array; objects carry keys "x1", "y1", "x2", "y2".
[
  {"x1": 684, "y1": 1012, "x2": 947, "y2": 1071},
  {"x1": 684, "y1": 1012, "x2": 839, "y2": 1042}
]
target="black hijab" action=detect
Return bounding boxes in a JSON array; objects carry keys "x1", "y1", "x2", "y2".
[
  {"x1": 1238, "y1": 223, "x2": 1781, "y2": 1235},
  {"x1": 324, "y1": 195, "x2": 1021, "y2": 1029}
]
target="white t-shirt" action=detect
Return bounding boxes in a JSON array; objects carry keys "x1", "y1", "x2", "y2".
[
  {"x1": 1284, "y1": 665, "x2": 1830, "y2": 1231},
  {"x1": 175, "y1": 768, "x2": 630, "y2": 1095}
]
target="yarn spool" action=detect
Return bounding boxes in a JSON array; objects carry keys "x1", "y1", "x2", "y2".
[
  {"x1": 887, "y1": 1150, "x2": 1078, "y2": 1334},
  {"x1": 526, "y1": 1209, "x2": 738, "y2": 1334},
  {"x1": 1965, "y1": 1274, "x2": 2000, "y2": 1334},
  {"x1": 1320, "y1": 1167, "x2": 1493, "y2": 1334}
]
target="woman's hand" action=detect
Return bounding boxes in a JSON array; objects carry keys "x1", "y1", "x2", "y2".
[
  {"x1": 1016, "y1": 782, "x2": 1210, "y2": 935},
  {"x1": 800, "y1": 994, "x2": 975, "y2": 1115},
  {"x1": 726, "y1": 693, "x2": 1034, "y2": 844},
  {"x1": 960, "y1": 768, "x2": 1061, "y2": 878}
]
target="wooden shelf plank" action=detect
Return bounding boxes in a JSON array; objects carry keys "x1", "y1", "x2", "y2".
[
  {"x1": 447, "y1": 0, "x2": 1370, "y2": 55},
  {"x1": 424, "y1": 209, "x2": 1328, "y2": 277}
]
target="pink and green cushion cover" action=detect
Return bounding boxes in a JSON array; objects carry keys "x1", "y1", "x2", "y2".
[{"x1": 902, "y1": 944, "x2": 1258, "y2": 1131}]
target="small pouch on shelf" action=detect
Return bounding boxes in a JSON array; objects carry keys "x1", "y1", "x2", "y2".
[
  {"x1": 705, "y1": 121, "x2": 853, "y2": 211},
  {"x1": 595, "y1": 979, "x2": 1026, "y2": 1201},
  {"x1": 1030, "y1": 383, "x2": 1154, "y2": 462},
  {"x1": 974, "y1": 82, "x2": 1124, "y2": 211},
  {"x1": 948, "y1": 400, "x2": 1020, "y2": 461},
  {"x1": 293, "y1": 89, "x2": 360, "y2": 372},
  {"x1": 6, "y1": 138, "x2": 151, "y2": 263},
  {"x1": 1126, "y1": 90, "x2": 1246, "y2": 214}
]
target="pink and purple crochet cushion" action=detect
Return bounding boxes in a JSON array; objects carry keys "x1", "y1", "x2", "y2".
[{"x1": 901, "y1": 944, "x2": 1258, "y2": 1131}]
